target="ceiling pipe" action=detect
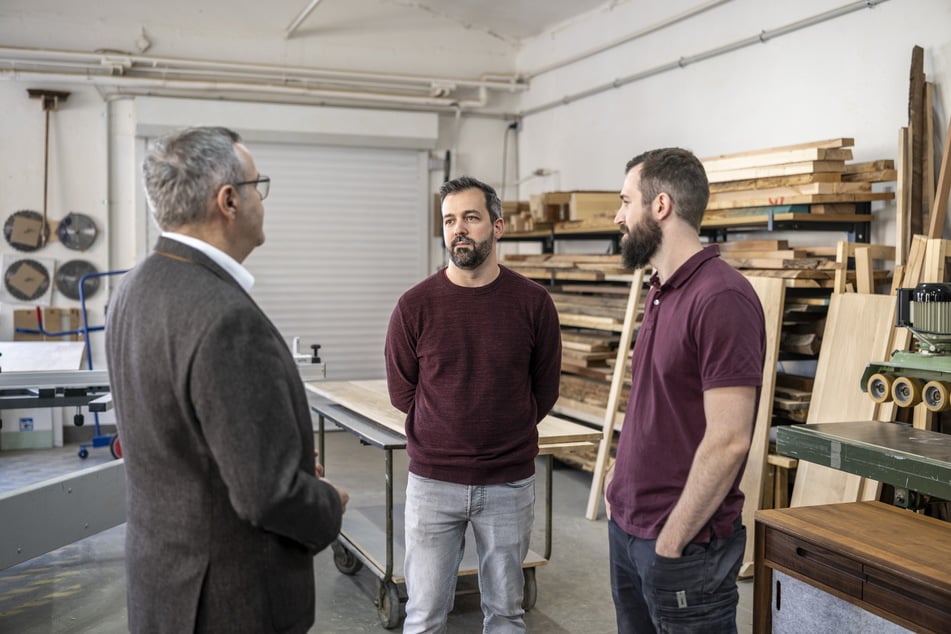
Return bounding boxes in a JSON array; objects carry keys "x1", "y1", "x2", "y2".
[
  {"x1": 0, "y1": 69, "x2": 490, "y2": 110},
  {"x1": 104, "y1": 65, "x2": 447, "y2": 96},
  {"x1": 520, "y1": 0, "x2": 891, "y2": 118},
  {"x1": 524, "y1": 0, "x2": 734, "y2": 80},
  {"x1": 2, "y1": 55, "x2": 434, "y2": 96},
  {"x1": 0, "y1": 46, "x2": 527, "y2": 94},
  {"x1": 284, "y1": 0, "x2": 326, "y2": 40}
]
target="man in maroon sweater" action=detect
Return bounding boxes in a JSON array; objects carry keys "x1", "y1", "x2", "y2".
[{"x1": 385, "y1": 175, "x2": 562, "y2": 632}]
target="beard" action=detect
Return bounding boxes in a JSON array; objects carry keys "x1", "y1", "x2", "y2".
[
  {"x1": 447, "y1": 235, "x2": 495, "y2": 269},
  {"x1": 620, "y1": 212, "x2": 663, "y2": 270}
]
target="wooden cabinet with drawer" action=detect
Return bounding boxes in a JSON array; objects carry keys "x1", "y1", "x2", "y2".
[{"x1": 754, "y1": 501, "x2": 951, "y2": 633}]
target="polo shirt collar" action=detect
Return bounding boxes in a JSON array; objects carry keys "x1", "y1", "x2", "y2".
[{"x1": 650, "y1": 244, "x2": 721, "y2": 290}]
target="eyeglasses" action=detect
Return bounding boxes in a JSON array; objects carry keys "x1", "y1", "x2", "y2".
[{"x1": 231, "y1": 175, "x2": 270, "y2": 200}]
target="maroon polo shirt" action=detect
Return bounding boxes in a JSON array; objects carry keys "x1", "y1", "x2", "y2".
[{"x1": 606, "y1": 245, "x2": 765, "y2": 542}]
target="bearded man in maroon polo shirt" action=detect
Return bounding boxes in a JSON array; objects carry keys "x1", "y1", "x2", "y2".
[{"x1": 604, "y1": 148, "x2": 766, "y2": 634}]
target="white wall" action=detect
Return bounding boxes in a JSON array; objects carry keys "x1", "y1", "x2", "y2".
[
  {"x1": 428, "y1": 113, "x2": 524, "y2": 270},
  {"x1": 0, "y1": 83, "x2": 111, "y2": 357},
  {"x1": 515, "y1": 0, "x2": 951, "y2": 247},
  {"x1": 0, "y1": 86, "x2": 442, "y2": 362},
  {"x1": 108, "y1": 96, "x2": 440, "y2": 271},
  {"x1": 3, "y1": 0, "x2": 950, "y2": 359}
]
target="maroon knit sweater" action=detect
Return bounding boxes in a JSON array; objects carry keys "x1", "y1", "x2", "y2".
[{"x1": 385, "y1": 266, "x2": 562, "y2": 485}]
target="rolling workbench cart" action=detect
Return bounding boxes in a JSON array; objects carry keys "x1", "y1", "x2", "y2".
[{"x1": 307, "y1": 379, "x2": 600, "y2": 629}]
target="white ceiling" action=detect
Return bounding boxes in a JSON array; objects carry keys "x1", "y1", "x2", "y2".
[
  {"x1": 373, "y1": 0, "x2": 611, "y2": 41},
  {"x1": 0, "y1": 0, "x2": 616, "y2": 111},
  {"x1": 1, "y1": 0, "x2": 611, "y2": 46}
]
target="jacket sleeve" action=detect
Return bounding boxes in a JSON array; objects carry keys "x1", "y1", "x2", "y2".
[{"x1": 189, "y1": 305, "x2": 343, "y2": 553}]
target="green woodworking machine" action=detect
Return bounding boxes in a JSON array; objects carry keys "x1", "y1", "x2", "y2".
[{"x1": 861, "y1": 282, "x2": 951, "y2": 410}]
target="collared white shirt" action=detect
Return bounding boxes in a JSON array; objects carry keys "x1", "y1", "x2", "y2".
[{"x1": 161, "y1": 232, "x2": 255, "y2": 293}]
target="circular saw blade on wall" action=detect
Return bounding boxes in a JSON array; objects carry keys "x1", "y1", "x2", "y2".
[
  {"x1": 4, "y1": 209, "x2": 50, "y2": 251},
  {"x1": 55, "y1": 259, "x2": 100, "y2": 300},
  {"x1": 3, "y1": 257, "x2": 51, "y2": 302},
  {"x1": 57, "y1": 211, "x2": 98, "y2": 251}
]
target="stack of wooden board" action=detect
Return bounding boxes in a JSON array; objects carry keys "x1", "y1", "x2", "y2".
[
  {"x1": 702, "y1": 138, "x2": 895, "y2": 225},
  {"x1": 772, "y1": 374, "x2": 814, "y2": 425},
  {"x1": 561, "y1": 330, "x2": 623, "y2": 381},
  {"x1": 716, "y1": 239, "x2": 891, "y2": 290},
  {"x1": 779, "y1": 295, "x2": 827, "y2": 357},
  {"x1": 548, "y1": 274, "x2": 635, "y2": 427},
  {"x1": 499, "y1": 191, "x2": 620, "y2": 235},
  {"x1": 500, "y1": 253, "x2": 639, "y2": 441},
  {"x1": 501, "y1": 200, "x2": 531, "y2": 233},
  {"x1": 528, "y1": 191, "x2": 617, "y2": 223},
  {"x1": 499, "y1": 253, "x2": 632, "y2": 284},
  {"x1": 557, "y1": 269, "x2": 645, "y2": 476},
  {"x1": 556, "y1": 338, "x2": 633, "y2": 472}
]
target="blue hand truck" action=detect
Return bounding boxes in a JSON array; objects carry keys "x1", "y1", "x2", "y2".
[{"x1": 14, "y1": 269, "x2": 128, "y2": 459}]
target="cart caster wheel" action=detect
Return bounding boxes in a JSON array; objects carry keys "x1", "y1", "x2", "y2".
[
  {"x1": 110, "y1": 435, "x2": 123, "y2": 459},
  {"x1": 377, "y1": 579, "x2": 402, "y2": 629},
  {"x1": 522, "y1": 567, "x2": 537, "y2": 611},
  {"x1": 331, "y1": 541, "x2": 363, "y2": 575},
  {"x1": 78, "y1": 448, "x2": 89, "y2": 459}
]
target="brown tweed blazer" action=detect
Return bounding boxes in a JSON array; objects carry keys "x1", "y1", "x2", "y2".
[{"x1": 106, "y1": 237, "x2": 342, "y2": 633}]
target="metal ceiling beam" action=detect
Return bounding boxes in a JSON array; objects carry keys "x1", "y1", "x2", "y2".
[{"x1": 284, "y1": 0, "x2": 326, "y2": 40}]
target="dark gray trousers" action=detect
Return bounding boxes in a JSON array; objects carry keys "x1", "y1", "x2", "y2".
[{"x1": 609, "y1": 517, "x2": 744, "y2": 634}]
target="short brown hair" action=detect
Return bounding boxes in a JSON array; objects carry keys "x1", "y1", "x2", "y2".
[
  {"x1": 626, "y1": 148, "x2": 709, "y2": 230},
  {"x1": 439, "y1": 176, "x2": 502, "y2": 222}
]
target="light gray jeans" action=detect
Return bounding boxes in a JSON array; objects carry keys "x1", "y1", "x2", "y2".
[{"x1": 402, "y1": 472, "x2": 535, "y2": 634}]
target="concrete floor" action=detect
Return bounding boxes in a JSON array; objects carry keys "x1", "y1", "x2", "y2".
[{"x1": 0, "y1": 429, "x2": 754, "y2": 633}]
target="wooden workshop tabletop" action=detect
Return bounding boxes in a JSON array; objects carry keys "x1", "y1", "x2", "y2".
[{"x1": 305, "y1": 379, "x2": 602, "y2": 449}]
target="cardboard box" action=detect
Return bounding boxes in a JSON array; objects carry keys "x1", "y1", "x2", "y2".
[
  {"x1": 14, "y1": 308, "x2": 82, "y2": 342},
  {"x1": 529, "y1": 191, "x2": 616, "y2": 222},
  {"x1": 569, "y1": 192, "x2": 620, "y2": 221}
]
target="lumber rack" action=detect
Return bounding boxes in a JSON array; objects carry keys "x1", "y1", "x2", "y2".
[
  {"x1": 702, "y1": 202, "x2": 872, "y2": 243},
  {"x1": 505, "y1": 202, "x2": 873, "y2": 251}
]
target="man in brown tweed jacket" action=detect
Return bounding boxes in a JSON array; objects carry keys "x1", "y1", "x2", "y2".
[{"x1": 106, "y1": 126, "x2": 347, "y2": 633}]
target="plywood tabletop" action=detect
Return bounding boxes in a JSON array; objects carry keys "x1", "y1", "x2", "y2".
[{"x1": 306, "y1": 379, "x2": 602, "y2": 447}]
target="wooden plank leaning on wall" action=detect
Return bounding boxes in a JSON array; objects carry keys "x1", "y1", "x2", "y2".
[
  {"x1": 584, "y1": 268, "x2": 645, "y2": 520},
  {"x1": 737, "y1": 276, "x2": 785, "y2": 578}
]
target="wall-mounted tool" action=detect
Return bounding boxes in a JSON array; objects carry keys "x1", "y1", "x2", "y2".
[
  {"x1": 27, "y1": 89, "x2": 70, "y2": 248},
  {"x1": 4, "y1": 209, "x2": 49, "y2": 251},
  {"x1": 3, "y1": 258, "x2": 51, "y2": 302},
  {"x1": 55, "y1": 259, "x2": 100, "y2": 300},
  {"x1": 57, "y1": 212, "x2": 99, "y2": 251}
]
